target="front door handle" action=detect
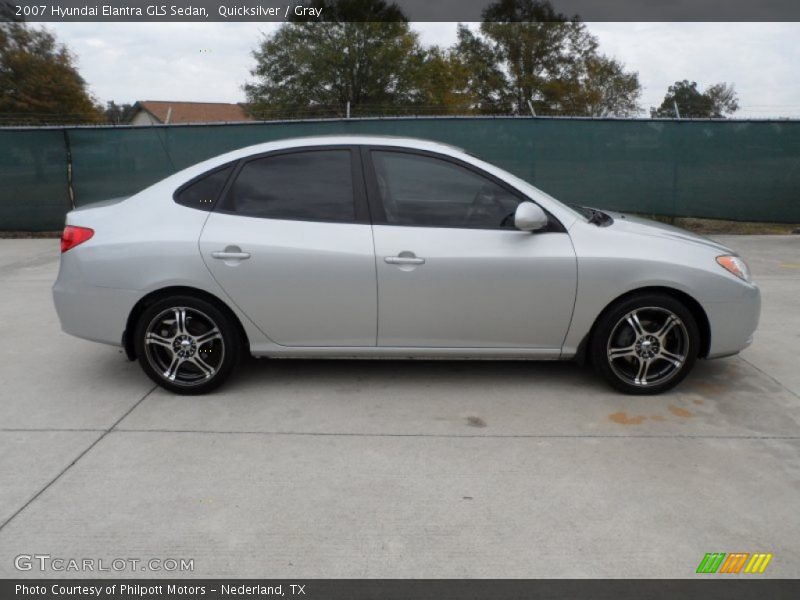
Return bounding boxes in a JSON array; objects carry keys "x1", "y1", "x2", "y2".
[
  {"x1": 211, "y1": 249, "x2": 251, "y2": 260},
  {"x1": 384, "y1": 256, "x2": 425, "y2": 265}
]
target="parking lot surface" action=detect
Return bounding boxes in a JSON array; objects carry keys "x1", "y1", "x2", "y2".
[{"x1": 0, "y1": 236, "x2": 798, "y2": 578}]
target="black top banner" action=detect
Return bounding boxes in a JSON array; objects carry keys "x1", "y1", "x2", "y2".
[{"x1": 3, "y1": 0, "x2": 800, "y2": 22}]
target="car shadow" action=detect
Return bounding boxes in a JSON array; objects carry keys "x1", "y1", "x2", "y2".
[{"x1": 234, "y1": 355, "x2": 593, "y2": 388}]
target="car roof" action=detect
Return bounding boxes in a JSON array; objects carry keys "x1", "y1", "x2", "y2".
[
  {"x1": 257, "y1": 134, "x2": 464, "y2": 150},
  {"x1": 196, "y1": 135, "x2": 467, "y2": 168}
]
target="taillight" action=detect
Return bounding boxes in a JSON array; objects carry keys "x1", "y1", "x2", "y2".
[{"x1": 61, "y1": 225, "x2": 94, "y2": 253}]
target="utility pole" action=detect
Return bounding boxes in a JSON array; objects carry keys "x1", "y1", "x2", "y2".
[{"x1": 346, "y1": 101, "x2": 350, "y2": 119}]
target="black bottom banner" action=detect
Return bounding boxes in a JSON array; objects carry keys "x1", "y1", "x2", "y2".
[{"x1": 3, "y1": 579, "x2": 800, "y2": 600}]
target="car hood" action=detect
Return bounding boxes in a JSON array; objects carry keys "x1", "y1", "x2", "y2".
[{"x1": 601, "y1": 211, "x2": 733, "y2": 254}]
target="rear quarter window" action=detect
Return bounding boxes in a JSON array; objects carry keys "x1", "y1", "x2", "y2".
[{"x1": 173, "y1": 165, "x2": 234, "y2": 211}]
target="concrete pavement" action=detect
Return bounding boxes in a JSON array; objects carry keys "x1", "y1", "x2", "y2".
[{"x1": 0, "y1": 236, "x2": 798, "y2": 578}]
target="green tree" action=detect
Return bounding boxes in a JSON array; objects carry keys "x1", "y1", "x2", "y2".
[
  {"x1": 104, "y1": 101, "x2": 136, "y2": 124},
  {"x1": 651, "y1": 80, "x2": 739, "y2": 118},
  {"x1": 410, "y1": 46, "x2": 468, "y2": 113},
  {"x1": 454, "y1": 0, "x2": 642, "y2": 116},
  {"x1": 0, "y1": 22, "x2": 103, "y2": 124},
  {"x1": 579, "y1": 55, "x2": 642, "y2": 117},
  {"x1": 244, "y1": 0, "x2": 431, "y2": 117},
  {"x1": 450, "y1": 24, "x2": 512, "y2": 113}
]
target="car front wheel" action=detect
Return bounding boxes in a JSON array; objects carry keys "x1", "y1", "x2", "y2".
[
  {"x1": 590, "y1": 293, "x2": 700, "y2": 395},
  {"x1": 134, "y1": 295, "x2": 240, "y2": 395}
]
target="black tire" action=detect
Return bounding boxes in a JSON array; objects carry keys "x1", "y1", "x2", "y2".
[
  {"x1": 590, "y1": 292, "x2": 700, "y2": 395},
  {"x1": 134, "y1": 295, "x2": 240, "y2": 395}
]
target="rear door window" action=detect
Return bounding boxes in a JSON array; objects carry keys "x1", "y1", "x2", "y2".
[{"x1": 221, "y1": 150, "x2": 356, "y2": 222}]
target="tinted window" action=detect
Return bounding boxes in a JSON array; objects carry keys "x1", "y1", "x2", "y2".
[
  {"x1": 223, "y1": 150, "x2": 355, "y2": 222},
  {"x1": 371, "y1": 151, "x2": 521, "y2": 228},
  {"x1": 174, "y1": 165, "x2": 233, "y2": 211}
]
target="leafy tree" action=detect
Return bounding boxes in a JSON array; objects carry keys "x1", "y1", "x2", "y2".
[
  {"x1": 579, "y1": 55, "x2": 642, "y2": 117},
  {"x1": 244, "y1": 0, "x2": 431, "y2": 117},
  {"x1": 245, "y1": 0, "x2": 641, "y2": 118},
  {"x1": 450, "y1": 24, "x2": 512, "y2": 114},
  {"x1": 705, "y1": 83, "x2": 739, "y2": 116},
  {"x1": 0, "y1": 22, "x2": 103, "y2": 124},
  {"x1": 410, "y1": 46, "x2": 469, "y2": 113},
  {"x1": 453, "y1": 0, "x2": 642, "y2": 116},
  {"x1": 104, "y1": 101, "x2": 136, "y2": 124},
  {"x1": 651, "y1": 80, "x2": 739, "y2": 118}
]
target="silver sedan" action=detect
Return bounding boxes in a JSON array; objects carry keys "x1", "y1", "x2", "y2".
[{"x1": 52, "y1": 136, "x2": 760, "y2": 395}]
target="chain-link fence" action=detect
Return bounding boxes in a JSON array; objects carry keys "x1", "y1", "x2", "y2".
[{"x1": 2, "y1": 116, "x2": 799, "y2": 230}]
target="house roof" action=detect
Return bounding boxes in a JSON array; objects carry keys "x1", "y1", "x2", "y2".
[{"x1": 134, "y1": 101, "x2": 253, "y2": 124}]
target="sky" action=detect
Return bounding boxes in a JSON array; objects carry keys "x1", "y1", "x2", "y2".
[{"x1": 45, "y1": 21, "x2": 800, "y2": 118}]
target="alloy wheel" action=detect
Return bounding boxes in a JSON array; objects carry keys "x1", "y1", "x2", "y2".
[
  {"x1": 606, "y1": 306, "x2": 690, "y2": 388},
  {"x1": 143, "y1": 306, "x2": 225, "y2": 387}
]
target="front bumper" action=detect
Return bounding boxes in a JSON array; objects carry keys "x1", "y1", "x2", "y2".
[{"x1": 704, "y1": 282, "x2": 761, "y2": 359}]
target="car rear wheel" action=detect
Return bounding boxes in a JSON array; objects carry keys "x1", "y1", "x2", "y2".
[
  {"x1": 134, "y1": 295, "x2": 240, "y2": 395},
  {"x1": 590, "y1": 293, "x2": 700, "y2": 395}
]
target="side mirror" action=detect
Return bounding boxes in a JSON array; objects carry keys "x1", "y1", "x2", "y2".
[{"x1": 514, "y1": 202, "x2": 548, "y2": 232}]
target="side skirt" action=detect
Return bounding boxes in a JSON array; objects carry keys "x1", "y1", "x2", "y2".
[{"x1": 250, "y1": 346, "x2": 566, "y2": 360}]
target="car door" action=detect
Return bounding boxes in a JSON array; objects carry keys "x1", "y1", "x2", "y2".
[
  {"x1": 199, "y1": 146, "x2": 377, "y2": 347},
  {"x1": 364, "y1": 147, "x2": 577, "y2": 350}
]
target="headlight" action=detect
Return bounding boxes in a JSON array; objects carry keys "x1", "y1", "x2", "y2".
[{"x1": 716, "y1": 255, "x2": 751, "y2": 282}]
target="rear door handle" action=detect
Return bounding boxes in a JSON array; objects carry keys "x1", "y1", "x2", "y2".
[
  {"x1": 385, "y1": 256, "x2": 425, "y2": 265},
  {"x1": 211, "y1": 251, "x2": 251, "y2": 260}
]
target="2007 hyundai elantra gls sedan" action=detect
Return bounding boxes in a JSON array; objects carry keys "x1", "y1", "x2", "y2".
[{"x1": 53, "y1": 135, "x2": 760, "y2": 395}]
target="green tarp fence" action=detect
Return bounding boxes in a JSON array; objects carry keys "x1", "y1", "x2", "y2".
[
  {"x1": 2, "y1": 117, "x2": 799, "y2": 230},
  {"x1": 0, "y1": 128, "x2": 70, "y2": 230}
]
